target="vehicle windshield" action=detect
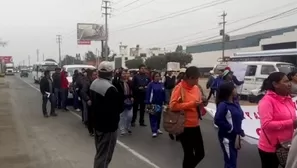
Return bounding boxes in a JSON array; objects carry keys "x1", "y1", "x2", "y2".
[
  {"x1": 67, "y1": 67, "x2": 95, "y2": 76},
  {"x1": 277, "y1": 64, "x2": 297, "y2": 74},
  {"x1": 42, "y1": 65, "x2": 58, "y2": 71}
]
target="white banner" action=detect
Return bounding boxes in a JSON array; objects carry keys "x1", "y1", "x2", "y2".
[
  {"x1": 167, "y1": 62, "x2": 180, "y2": 71},
  {"x1": 205, "y1": 96, "x2": 297, "y2": 143},
  {"x1": 228, "y1": 62, "x2": 247, "y2": 93}
]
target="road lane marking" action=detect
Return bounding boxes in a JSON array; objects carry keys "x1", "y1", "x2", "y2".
[{"x1": 18, "y1": 77, "x2": 161, "y2": 168}]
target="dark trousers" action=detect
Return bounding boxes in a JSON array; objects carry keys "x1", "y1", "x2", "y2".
[
  {"x1": 180, "y1": 126, "x2": 205, "y2": 168},
  {"x1": 94, "y1": 130, "x2": 117, "y2": 168},
  {"x1": 149, "y1": 112, "x2": 161, "y2": 133},
  {"x1": 42, "y1": 94, "x2": 56, "y2": 115},
  {"x1": 207, "y1": 89, "x2": 215, "y2": 100},
  {"x1": 61, "y1": 88, "x2": 68, "y2": 109},
  {"x1": 258, "y1": 149, "x2": 279, "y2": 168},
  {"x1": 73, "y1": 90, "x2": 80, "y2": 109},
  {"x1": 132, "y1": 93, "x2": 146, "y2": 124},
  {"x1": 219, "y1": 136, "x2": 238, "y2": 168},
  {"x1": 54, "y1": 88, "x2": 61, "y2": 108}
]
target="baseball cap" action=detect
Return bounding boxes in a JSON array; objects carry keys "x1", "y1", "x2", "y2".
[{"x1": 98, "y1": 61, "x2": 114, "y2": 72}]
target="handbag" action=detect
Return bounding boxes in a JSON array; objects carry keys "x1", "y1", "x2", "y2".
[
  {"x1": 263, "y1": 130, "x2": 291, "y2": 168},
  {"x1": 163, "y1": 87, "x2": 185, "y2": 135}
]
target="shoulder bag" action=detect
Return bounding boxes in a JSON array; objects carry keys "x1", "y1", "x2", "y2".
[{"x1": 163, "y1": 87, "x2": 185, "y2": 135}]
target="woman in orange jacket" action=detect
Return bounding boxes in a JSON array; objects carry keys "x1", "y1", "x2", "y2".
[{"x1": 169, "y1": 66, "x2": 205, "y2": 168}]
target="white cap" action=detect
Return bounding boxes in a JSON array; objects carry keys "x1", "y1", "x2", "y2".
[
  {"x1": 180, "y1": 68, "x2": 186, "y2": 73},
  {"x1": 98, "y1": 61, "x2": 114, "y2": 72}
]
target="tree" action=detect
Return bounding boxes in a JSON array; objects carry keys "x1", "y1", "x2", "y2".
[
  {"x1": 165, "y1": 52, "x2": 192, "y2": 67},
  {"x1": 125, "y1": 58, "x2": 143, "y2": 69},
  {"x1": 61, "y1": 55, "x2": 83, "y2": 66},
  {"x1": 85, "y1": 51, "x2": 97, "y2": 62},
  {"x1": 145, "y1": 55, "x2": 167, "y2": 70},
  {"x1": 45, "y1": 58, "x2": 56, "y2": 62},
  {"x1": 175, "y1": 45, "x2": 183, "y2": 53}
]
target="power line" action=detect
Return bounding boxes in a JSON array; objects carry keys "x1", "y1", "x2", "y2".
[
  {"x1": 121, "y1": 0, "x2": 141, "y2": 9},
  {"x1": 111, "y1": 0, "x2": 234, "y2": 32},
  {"x1": 144, "y1": 2, "x2": 297, "y2": 48},
  {"x1": 113, "y1": 0, "x2": 156, "y2": 17},
  {"x1": 155, "y1": 6, "x2": 297, "y2": 48}
]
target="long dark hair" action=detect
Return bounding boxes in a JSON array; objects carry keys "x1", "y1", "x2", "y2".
[
  {"x1": 287, "y1": 71, "x2": 297, "y2": 81},
  {"x1": 215, "y1": 82, "x2": 235, "y2": 106},
  {"x1": 260, "y1": 72, "x2": 286, "y2": 92}
]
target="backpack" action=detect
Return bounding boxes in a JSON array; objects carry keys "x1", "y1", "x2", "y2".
[{"x1": 163, "y1": 87, "x2": 185, "y2": 135}]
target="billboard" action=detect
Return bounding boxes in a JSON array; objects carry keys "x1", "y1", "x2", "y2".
[
  {"x1": 0, "y1": 56, "x2": 13, "y2": 64},
  {"x1": 77, "y1": 23, "x2": 106, "y2": 45}
]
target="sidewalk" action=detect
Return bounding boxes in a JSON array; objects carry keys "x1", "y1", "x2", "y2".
[{"x1": 0, "y1": 80, "x2": 31, "y2": 168}]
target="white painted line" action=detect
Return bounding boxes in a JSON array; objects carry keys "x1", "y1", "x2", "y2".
[{"x1": 18, "y1": 77, "x2": 161, "y2": 168}]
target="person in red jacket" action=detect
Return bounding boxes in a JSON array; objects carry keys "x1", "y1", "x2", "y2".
[{"x1": 60, "y1": 69, "x2": 69, "y2": 111}]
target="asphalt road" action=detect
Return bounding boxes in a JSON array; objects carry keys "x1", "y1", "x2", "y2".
[{"x1": 8, "y1": 75, "x2": 262, "y2": 168}]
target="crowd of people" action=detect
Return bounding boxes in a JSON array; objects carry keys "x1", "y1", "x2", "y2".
[{"x1": 38, "y1": 61, "x2": 297, "y2": 168}]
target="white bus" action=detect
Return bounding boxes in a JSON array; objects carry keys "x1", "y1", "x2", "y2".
[{"x1": 32, "y1": 61, "x2": 59, "y2": 83}]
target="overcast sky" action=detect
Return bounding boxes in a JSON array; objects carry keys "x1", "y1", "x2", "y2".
[{"x1": 0, "y1": 0, "x2": 297, "y2": 64}]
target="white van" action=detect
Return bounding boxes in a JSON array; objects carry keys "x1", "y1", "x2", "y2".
[{"x1": 212, "y1": 61, "x2": 296, "y2": 96}]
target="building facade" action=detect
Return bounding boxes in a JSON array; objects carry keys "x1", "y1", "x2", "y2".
[{"x1": 186, "y1": 25, "x2": 297, "y2": 72}]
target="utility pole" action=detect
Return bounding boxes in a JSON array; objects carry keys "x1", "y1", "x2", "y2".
[
  {"x1": 28, "y1": 55, "x2": 30, "y2": 67},
  {"x1": 56, "y1": 35, "x2": 62, "y2": 67},
  {"x1": 36, "y1": 49, "x2": 39, "y2": 62},
  {"x1": 219, "y1": 11, "x2": 227, "y2": 62},
  {"x1": 102, "y1": 0, "x2": 111, "y2": 61}
]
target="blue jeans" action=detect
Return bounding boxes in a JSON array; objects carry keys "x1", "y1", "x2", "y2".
[
  {"x1": 119, "y1": 108, "x2": 133, "y2": 133},
  {"x1": 54, "y1": 88, "x2": 61, "y2": 108},
  {"x1": 61, "y1": 88, "x2": 68, "y2": 109}
]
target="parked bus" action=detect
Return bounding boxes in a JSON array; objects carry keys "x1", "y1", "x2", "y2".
[{"x1": 32, "y1": 61, "x2": 58, "y2": 83}]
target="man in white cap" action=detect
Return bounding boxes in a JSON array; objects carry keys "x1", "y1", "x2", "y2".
[{"x1": 89, "y1": 61, "x2": 122, "y2": 168}]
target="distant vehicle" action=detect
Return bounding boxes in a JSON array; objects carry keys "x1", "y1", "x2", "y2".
[
  {"x1": 5, "y1": 63, "x2": 14, "y2": 75},
  {"x1": 63, "y1": 64, "x2": 96, "y2": 99},
  {"x1": 212, "y1": 61, "x2": 297, "y2": 96},
  {"x1": 20, "y1": 69, "x2": 29, "y2": 77},
  {"x1": 32, "y1": 61, "x2": 59, "y2": 83}
]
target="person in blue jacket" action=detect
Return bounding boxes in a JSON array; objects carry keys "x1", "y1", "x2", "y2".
[
  {"x1": 211, "y1": 69, "x2": 224, "y2": 97},
  {"x1": 145, "y1": 72, "x2": 166, "y2": 138},
  {"x1": 214, "y1": 82, "x2": 245, "y2": 168}
]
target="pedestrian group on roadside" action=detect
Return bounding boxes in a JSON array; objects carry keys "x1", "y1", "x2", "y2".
[{"x1": 39, "y1": 61, "x2": 297, "y2": 168}]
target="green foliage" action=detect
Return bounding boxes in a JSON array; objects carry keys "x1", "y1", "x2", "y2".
[
  {"x1": 145, "y1": 55, "x2": 167, "y2": 70},
  {"x1": 125, "y1": 58, "x2": 144, "y2": 69},
  {"x1": 45, "y1": 58, "x2": 56, "y2": 62},
  {"x1": 85, "y1": 51, "x2": 97, "y2": 62},
  {"x1": 175, "y1": 45, "x2": 183, "y2": 53},
  {"x1": 61, "y1": 55, "x2": 83, "y2": 66},
  {"x1": 165, "y1": 52, "x2": 192, "y2": 67}
]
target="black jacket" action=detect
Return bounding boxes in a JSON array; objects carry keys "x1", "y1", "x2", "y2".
[
  {"x1": 80, "y1": 77, "x2": 91, "y2": 102},
  {"x1": 90, "y1": 78, "x2": 122, "y2": 132},
  {"x1": 164, "y1": 76, "x2": 176, "y2": 90},
  {"x1": 52, "y1": 72, "x2": 61, "y2": 89},
  {"x1": 112, "y1": 79, "x2": 133, "y2": 110},
  {"x1": 40, "y1": 77, "x2": 54, "y2": 95}
]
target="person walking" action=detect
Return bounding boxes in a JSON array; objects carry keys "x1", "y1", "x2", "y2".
[
  {"x1": 131, "y1": 64, "x2": 151, "y2": 127},
  {"x1": 89, "y1": 61, "x2": 122, "y2": 168},
  {"x1": 72, "y1": 69, "x2": 81, "y2": 112},
  {"x1": 258, "y1": 72, "x2": 297, "y2": 168},
  {"x1": 60, "y1": 68, "x2": 69, "y2": 111},
  {"x1": 80, "y1": 69, "x2": 97, "y2": 136},
  {"x1": 206, "y1": 70, "x2": 215, "y2": 100},
  {"x1": 169, "y1": 66, "x2": 205, "y2": 168},
  {"x1": 40, "y1": 70, "x2": 57, "y2": 117},
  {"x1": 145, "y1": 72, "x2": 166, "y2": 138},
  {"x1": 214, "y1": 82, "x2": 245, "y2": 168},
  {"x1": 113, "y1": 69, "x2": 134, "y2": 136},
  {"x1": 164, "y1": 71, "x2": 176, "y2": 104},
  {"x1": 52, "y1": 67, "x2": 61, "y2": 109}
]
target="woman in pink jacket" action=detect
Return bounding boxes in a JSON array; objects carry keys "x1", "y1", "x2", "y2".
[{"x1": 258, "y1": 72, "x2": 297, "y2": 168}]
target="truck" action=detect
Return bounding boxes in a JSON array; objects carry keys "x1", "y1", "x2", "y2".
[{"x1": 5, "y1": 63, "x2": 14, "y2": 75}]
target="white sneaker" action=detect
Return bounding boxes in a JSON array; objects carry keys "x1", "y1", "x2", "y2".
[
  {"x1": 157, "y1": 130, "x2": 163, "y2": 134},
  {"x1": 76, "y1": 109, "x2": 80, "y2": 112},
  {"x1": 152, "y1": 133, "x2": 157, "y2": 137}
]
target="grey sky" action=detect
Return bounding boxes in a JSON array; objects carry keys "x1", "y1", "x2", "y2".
[{"x1": 0, "y1": 0, "x2": 296, "y2": 65}]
